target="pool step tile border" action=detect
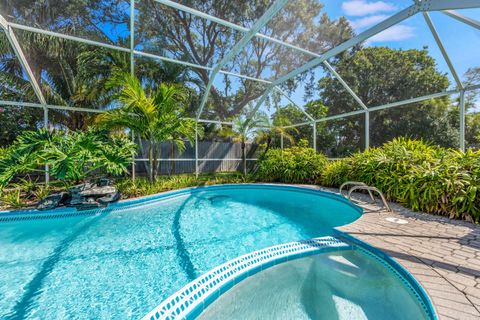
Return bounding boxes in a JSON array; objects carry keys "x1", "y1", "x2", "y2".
[{"x1": 142, "y1": 236, "x2": 351, "y2": 320}]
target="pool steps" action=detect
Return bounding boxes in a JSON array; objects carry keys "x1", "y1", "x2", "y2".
[{"x1": 142, "y1": 236, "x2": 351, "y2": 320}]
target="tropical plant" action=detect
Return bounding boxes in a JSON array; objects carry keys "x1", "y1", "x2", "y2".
[
  {"x1": 223, "y1": 110, "x2": 269, "y2": 176},
  {"x1": 96, "y1": 72, "x2": 199, "y2": 182},
  {"x1": 257, "y1": 141, "x2": 328, "y2": 184},
  {"x1": 321, "y1": 138, "x2": 480, "y2": 223},
  {"x1": 255, "y1": 113, "x2": 297, "y2": 156},
  {"x1": 0, "y1": 128, "x2": 137, "y2": 188}
]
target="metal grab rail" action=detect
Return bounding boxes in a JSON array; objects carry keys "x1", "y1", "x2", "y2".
[
  {"x1": 339, "y1": 181, "x2": 375, "y2": 202},
  {"x1": 347, "y1": 185, "x2": 391, "y2": 212}
]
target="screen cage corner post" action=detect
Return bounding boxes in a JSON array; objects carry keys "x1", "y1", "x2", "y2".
[
  {"x1": 43, "y1": 106, "x2": 50, "y2": 184},
  {"x1": 365, "y1": 110, "x2": 370, "y2": 150},
  {"x1": 460, "y1": 89, "x2": 466, "y2": 152},
  {"x1": 312, "y1": 121, "x2": 317, "y2": 152},
  {"x1": 195, "y1": 121, "x2": 199, "y2": 178}
]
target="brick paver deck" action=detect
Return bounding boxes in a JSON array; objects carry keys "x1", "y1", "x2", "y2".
[{"x1": 324, "y1": 187, "x2": 480, "y2": 320}]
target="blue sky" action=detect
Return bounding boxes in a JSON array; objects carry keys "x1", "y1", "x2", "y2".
[
  {"x1": 322, "y1": 0, "x2": 480, "y2": 87},
  {"x1": 270, "y1": 0, "x2": 480, "y2": 116}
]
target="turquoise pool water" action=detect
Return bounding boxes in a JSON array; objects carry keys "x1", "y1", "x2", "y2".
[
  {"x1": 0, "y1": 185, "x2": 362, "y2": 319},
  {"x1": 199, "y1": 250, "x2": 430, "y2": 320}
]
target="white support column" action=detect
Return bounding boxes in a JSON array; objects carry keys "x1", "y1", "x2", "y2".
[
  {"x1": 460, "y1": 90, "x2": 466, "y2": 151},
  {"x1": 131, "y1": 130, "x2": 136, "y2": 182},
  {"x1": 365, "y1": 110, "x2": 370, "y2": 150},
  {"x1": 312, "y1": 122, "x2": 317, "y2": 152},
  {"x1": 195, "y1": 124, "x2": 199, "y2": 177},
  {"x1": 130, "y1": 0, "x2": 135, "y2": 75},
  {"x1": 130, "y1": 0, "x2": 136, "y2": 182},
  {"x1": 43, "y1": 107, "x2": 49, "y2": 184}
]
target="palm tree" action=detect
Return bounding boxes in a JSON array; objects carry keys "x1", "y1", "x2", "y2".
[
  {"x1": 256, "y1": 113, "x2": 297, "y2": 156},
  {"x1": 227, "y1": 110, "x2": 269, "y2": 176},
  {"x1": 95, "y1": 72, "x2": 198, "y2": 182}
]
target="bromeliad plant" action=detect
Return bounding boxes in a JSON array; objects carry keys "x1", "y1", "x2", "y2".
[{"x1": 0, "y1": 128, "x2": 137, "y2": 188}]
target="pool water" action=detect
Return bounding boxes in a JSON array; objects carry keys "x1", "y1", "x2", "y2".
[
  {"x1": 0, "y1": 185, "x2": 361, "y2": 319},
  {"x1": 199, "y1": 250, "x2": 430, "y2": 320}
]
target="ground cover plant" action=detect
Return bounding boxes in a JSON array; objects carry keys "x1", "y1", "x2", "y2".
[{"x1": 115, "y1": 173, "x2": 254, "y2": 199}]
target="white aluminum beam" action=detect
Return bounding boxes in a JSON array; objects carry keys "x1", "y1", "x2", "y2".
[
  {"x1": 158, "y1": 0, "x2": 368, "y2": 114},
  {"x1": 197, "y1": 119, "x2": 233, "y2": 125},
  {"x1": 273, "y1": 87, "x2": 314, "y2": 121},
  {"x1": 271, "y1": 5, "x2": 419, "y2": 88},
  {"x1": 0, "y1": 100, "x2": 106, "y2": 113},
  {"x1": 443, "y1": 10, "x2": 480, "y2": 30},
  {"x1": 196, "y1": 0, "x2": 289, "y2": 120},
  {"x1": 0, "y1": 16, "x2": 46, "y2": 105},
  {"x1": 421, "y1": 0, "x2": 480, "y2": 11},
  {"x1": 423, "y1": 12, "x2": 463, "y2": 89},
  {"x1": 323, "y1": 61, "x2": 368, "y2": 110},
  {"x1": 460, "y1": 90, "x2": 466, "y2": 151},
  {"x1": 6, "y1": 22, "x2": 270, "y2": 85},
  {"x1": 368, "y1": 90, "x2": 456, "y2": 112}
]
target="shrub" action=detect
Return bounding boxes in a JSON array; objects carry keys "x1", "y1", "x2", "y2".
[
  {"x1": 0, "y1": 128, "x2": 137, "y2": 188},
  {"x1": 321, "y1": 138, "x2": 480, "y2": 223},
  {"x1": 256, "y1": 145, "x2": 328, "y2": 184}
]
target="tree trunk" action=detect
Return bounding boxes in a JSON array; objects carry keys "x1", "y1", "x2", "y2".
[
  {"x1": 152, "y1": 143, "x2": 158, "y2": 182},
  {"x1": 262, "y1": 135, "x2": 272, "y2": 158},
  {"x1": 148, "y1": 142, "x2": 154, "y2": 183}
]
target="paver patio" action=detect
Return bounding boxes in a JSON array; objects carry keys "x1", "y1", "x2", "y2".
[{"x1": 322, "y1": 187, "x2": 480, "y2": 320}]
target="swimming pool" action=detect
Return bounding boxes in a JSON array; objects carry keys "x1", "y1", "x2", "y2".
[{"x1": 0, "y1": 184, "x2": 433, "y2": 319}]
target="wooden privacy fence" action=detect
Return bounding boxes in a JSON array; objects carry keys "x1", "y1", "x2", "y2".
[{"x1": 134, "y1": 140, "x2": 260, "y2": 175}]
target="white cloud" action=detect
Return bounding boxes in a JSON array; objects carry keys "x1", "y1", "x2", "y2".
[
  {"x1": 342, "y1": 0, "x2": 396, "y2": 16},
  {"x1": 349, "y1": 15, "x2": 389, "y2": 31},
  {"x1": 366, "y1": 25, "x2": 415, "y2": 44}
]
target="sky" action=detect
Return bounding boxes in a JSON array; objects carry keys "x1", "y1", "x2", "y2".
[
  {"x1": 322, "y1": 0, "x2": 480, "y2": 89},
  {"x1": 272, "y1": 0, "x2": 480, "y2": 115}
]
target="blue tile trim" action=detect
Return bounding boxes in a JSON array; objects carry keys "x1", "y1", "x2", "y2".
[
  {"x1": 142, "y1": 236, "x2": 352, "y2": 320},
  {"x1": 0, "y1": 184, "x2": 362, "y2": 222}
]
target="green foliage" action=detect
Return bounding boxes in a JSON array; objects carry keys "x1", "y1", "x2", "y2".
[
  {"x1": 257, "y1": 146, "x2": 328, "y2": 184},
  {"x1": 0, "y1": 128, "x2": 137, "y2": 188},
  {"x1": 0, "y1": 189, "x2": 24, "y2": 209},
  {"x1": 319, "y1": 47, "x2": 457, "y2": 153},
  {"x1": 115, "y1": 173, "x2": 253, "y2": 198},
  {"x1": 96, "y1": 72, "x2": 200, "y2": 182},
  {"x1": 321, "y1": 138, "x2": 480, "y2": 222}
]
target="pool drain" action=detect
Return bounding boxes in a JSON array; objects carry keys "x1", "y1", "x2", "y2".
[{"x1": 385, "y1": 217, "x2": 408, "y2": 224}]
